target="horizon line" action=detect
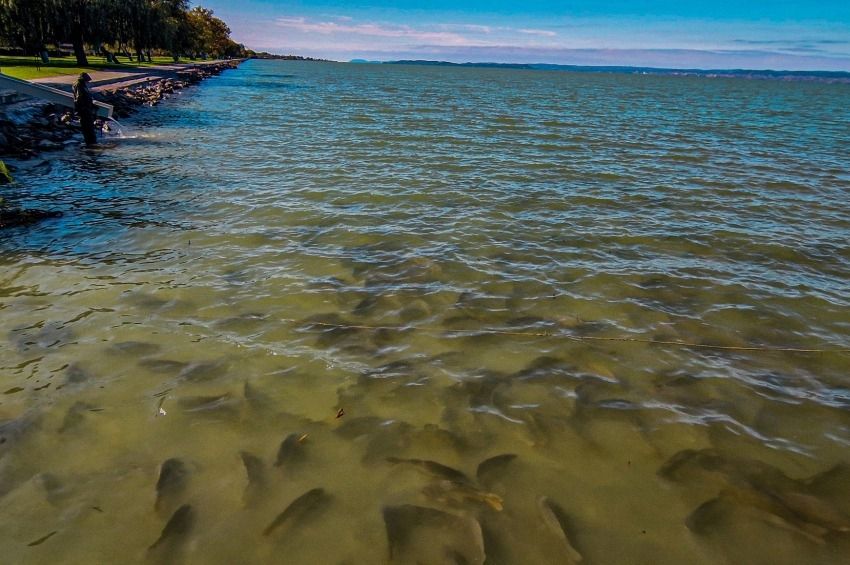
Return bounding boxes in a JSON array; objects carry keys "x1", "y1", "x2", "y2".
[{"x1": 248, "y1": 52, "x2": 850, "y2": 75}]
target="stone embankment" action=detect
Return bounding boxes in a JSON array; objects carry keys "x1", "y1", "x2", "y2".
[
  {"x1": 0, "y1": 59, "x2": 240, "y2": 158},
  {"x1": 0, "y1": 59, "x2": 240, "y2": 228}
]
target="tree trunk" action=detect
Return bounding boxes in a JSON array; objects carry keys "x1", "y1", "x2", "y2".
[
  {"x1": 71, "y1": 2, "x2": 88, "y2": 66},
  {"x1": 134, "y1": 31, "x2": 144, "y2": 64},
  {"x1": 73, "y1": 38, "x2": 88, "y2": 66},
  {"x1": 71, "y1": 17, "x2": 88, "y2": 65}
]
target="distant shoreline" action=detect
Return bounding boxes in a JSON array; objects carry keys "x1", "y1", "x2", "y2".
[{"x1": 350, "y1": 59, "x2": 850, "y2": 84}]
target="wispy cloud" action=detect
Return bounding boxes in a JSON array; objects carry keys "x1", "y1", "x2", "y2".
[
  {"x1": 436, "y1": 24, "x2": 494, "y2": 33},
  {"x1": 273, "y1": 16, "x2": 561, "y2": 48},
  {"x1": 274, "y1": 17, "x2": 484, "y2": 46},
  {"x1": 728, "y1": 38, "x2": 850, "y2": 57},
  {"x1": 733, "y1": 38, "x2": 849, "y2": 46},
  {"x1": 236, "y1": 13, "x2": 850, "y2": 71},
  {"x1": 518, "y1": 29, "x2": 557, "y2": 37}
]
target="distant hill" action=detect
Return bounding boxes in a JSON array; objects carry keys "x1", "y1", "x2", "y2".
[
  {"x1": 381, "y1": 60, "x2": 850, "y2": 83},
  {"x1": 251, "y1": 53, "x2": 330, "y2": 62}
]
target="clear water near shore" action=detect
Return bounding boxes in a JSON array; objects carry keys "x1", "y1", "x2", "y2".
[{"x1": 1, "y1": 60, "x2": 850, "y2": 563}]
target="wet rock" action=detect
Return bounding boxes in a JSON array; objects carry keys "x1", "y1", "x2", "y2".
[
  {"x1": 36, "y1": 139, "x2": 61, "y2": 151},
  {"x1": 0, "y1": 206, "x2": 62, "y2": 229}
]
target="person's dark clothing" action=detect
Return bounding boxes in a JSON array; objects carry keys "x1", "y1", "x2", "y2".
[
  {"x1": 73, "y1": 75, "x2": 97, "y2": 146},
  {"x1": 78, "y1": 112, "x2": 97, "y2": 146},
  {"x1": 72, "y1": 75, "x2": 94, "y2": 113}
]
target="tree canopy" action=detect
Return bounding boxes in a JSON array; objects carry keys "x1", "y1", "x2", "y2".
[{"x1": 0, "y1": 1, "x2": 246, "y2": 64}]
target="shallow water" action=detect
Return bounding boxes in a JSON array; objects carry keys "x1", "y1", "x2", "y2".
[{"x1": 1, "y1": 60, "x2": 850, "y2": 563}]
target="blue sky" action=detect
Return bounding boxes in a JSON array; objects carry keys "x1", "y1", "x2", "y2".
[{"x1": 202, "y1": 1, "x2": 850, "y2": 70}]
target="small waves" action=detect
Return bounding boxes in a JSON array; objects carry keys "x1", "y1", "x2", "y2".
[{"x1": 1, "y1": 60, "x2": 850, "y2": 563}]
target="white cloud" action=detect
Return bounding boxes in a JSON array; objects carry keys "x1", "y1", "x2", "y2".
[
  {"x1": 518, "y1": 29, "x2": 557, "y2": 37},
  {"x1": 274, "y1": 17, "x2": 485, "y2": 46}
]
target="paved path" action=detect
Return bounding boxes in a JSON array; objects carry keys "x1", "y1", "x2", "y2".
[
  {"x1": 0, "y1": 60, "x2": 240, "y2": 112},
  {"x1": 30, "y1": 60, "x2": 235, "y2": 93}
]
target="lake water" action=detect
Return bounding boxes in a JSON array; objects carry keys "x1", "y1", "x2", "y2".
[{"x1": 1, "y1": 60, "x2": 850, "y2": 564}]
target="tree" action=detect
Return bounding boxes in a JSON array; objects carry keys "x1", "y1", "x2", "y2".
[
  {"x1": 156, "y1": 0, "x2": 191, "y2": 60},
  {"x1": 0, "y1": 0, "x2": 246, "y2": 64},
  {"x1": 185, "y1": 6, "x2": 233, "y2": 58},
  {"x1": 61, "y1": 0, "x2": 92, "y2": 65},
  {"x1": 0, "y1": 0, "x2": 54, "y2": 56}
]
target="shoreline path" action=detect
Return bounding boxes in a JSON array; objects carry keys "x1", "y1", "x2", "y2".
[{"x1": 29, "y1": 59, "x2": 239, "y2": 94}]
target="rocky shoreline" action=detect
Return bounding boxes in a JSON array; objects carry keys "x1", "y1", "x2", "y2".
[
  {"x1": 0, "y1": 60, "x2": 241, "y2": 229},
  {"x1": 0, "y1": 60, "x2": 240, "y2": 158}
]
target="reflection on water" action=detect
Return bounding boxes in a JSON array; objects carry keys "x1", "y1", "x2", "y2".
[{"x1": 1, "y1": 61, "x2": 849, "y2": 564}]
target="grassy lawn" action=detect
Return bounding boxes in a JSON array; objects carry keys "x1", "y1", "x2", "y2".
[{"x1": 0, "y1": 55, "x2": 191, "y2": 80}]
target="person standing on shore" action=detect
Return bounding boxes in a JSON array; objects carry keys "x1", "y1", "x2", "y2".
[{"x1": 72, "y1": 72, "x2": 97, "y2": 146}]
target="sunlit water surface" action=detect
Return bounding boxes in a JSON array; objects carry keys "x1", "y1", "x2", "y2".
[{"x1": 2, "y1": 60, "x2": 850, "y2": 564}]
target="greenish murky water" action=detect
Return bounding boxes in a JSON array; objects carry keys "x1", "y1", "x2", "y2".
[{"x1": 1, "y1": 60, "x2": 849, "y2": 563}]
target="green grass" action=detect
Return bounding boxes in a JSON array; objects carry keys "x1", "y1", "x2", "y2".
[{"x1": 0, "y1": 55, "x2": 192, "y2": 80}]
